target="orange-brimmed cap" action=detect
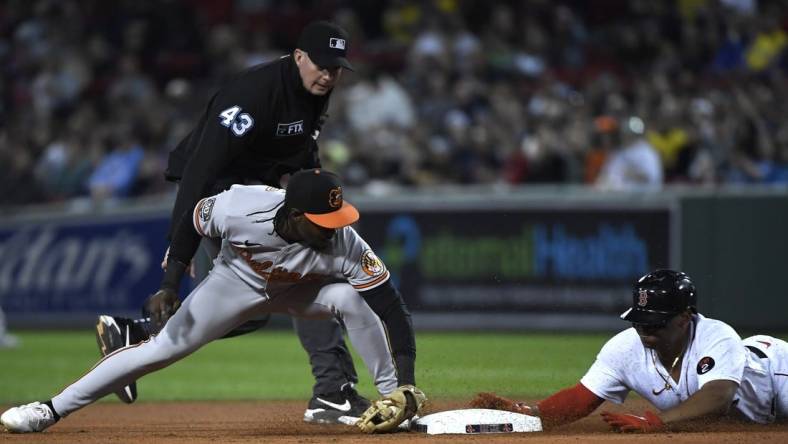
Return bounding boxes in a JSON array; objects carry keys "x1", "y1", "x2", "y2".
[{"x1": 286, "y1": 169, "x2": 359, "y2": 228}]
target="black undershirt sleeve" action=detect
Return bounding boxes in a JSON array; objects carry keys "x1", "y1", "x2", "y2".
[
  {"x1": 160, "y1": 210, "x2": 199, "y2": 292},
  {"x1": 360, "y1": 280, "x2": 416, "y2": 386}
]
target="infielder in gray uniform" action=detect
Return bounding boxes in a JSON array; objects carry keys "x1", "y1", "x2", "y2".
[{"x1": 1, "y1": 169, "x2": 426, "y2": 434}]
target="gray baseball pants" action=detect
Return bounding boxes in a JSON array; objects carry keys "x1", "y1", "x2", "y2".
[{"x1": 198, "y1": 239, "x2": 360, "y2": 396}]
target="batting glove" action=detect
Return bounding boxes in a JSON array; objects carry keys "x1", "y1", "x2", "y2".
[{"x1": 600, "y1": 410, "x2": 664, "y2": 433}]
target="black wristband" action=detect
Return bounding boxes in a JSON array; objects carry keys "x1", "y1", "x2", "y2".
[{"x1": 160, "y1": 258, "x2": 188, "y2": 292}]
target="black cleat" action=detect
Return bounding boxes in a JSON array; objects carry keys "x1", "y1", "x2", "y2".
[
  {"x1": 95, "y1": 315, "x2": 148, "y2": 404},
  {"x1": 303, "y1": 383, "x2": 371, "y2": 425}
]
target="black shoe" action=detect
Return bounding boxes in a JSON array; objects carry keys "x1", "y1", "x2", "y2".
[
  {"x1": 94, "y1": 315, "x2": 148, "y2": 404},
  {"x1": 303, "y1": 383, "x2": 371, "y2": 425}
]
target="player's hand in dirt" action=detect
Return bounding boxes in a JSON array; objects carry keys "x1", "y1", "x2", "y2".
[
  {"x1": 600, "y1": 410, "x2": 664, "y2": 432},
  {"x1": 357, "y1": 385, "x2": 427, "y2": 433},
  {"x1": 469, "y1": 392, "x2": 534, "y2": 415}
]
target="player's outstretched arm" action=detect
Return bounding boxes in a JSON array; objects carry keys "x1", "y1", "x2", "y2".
[
  {"x1": 147, "y1": 192, "x2": 225, "y2": 332},
  {"x1": 160, "y1": 211, "x2": 197, "y2": 291},
  {"x1": 657, "y1": 379, "x2": 738, "y2": 424},
  {"x1": 356, "y1": 281, "x2": 425, "y2": 433},
  {"x1": 358, "y1": 281, "x2": 416, "y2": 386},
  {"x1": 601, "y1": 379, "x2": 738, "y2": 432},
  {"x1": 471, "y1": 383, "x2": 604, "y2": 429}
]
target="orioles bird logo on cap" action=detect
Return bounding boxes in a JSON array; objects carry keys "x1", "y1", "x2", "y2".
[
  {"x1": 328, "y1": 187, "x2": 343, "y2": 208},
  {"x1": 638, "y1": 289, "x2": 649, "y2": 307}
]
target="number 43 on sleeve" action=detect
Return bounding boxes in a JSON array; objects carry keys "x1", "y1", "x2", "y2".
[{"x1": 219, "y1": 106, "x2": 254, "y2": 137}]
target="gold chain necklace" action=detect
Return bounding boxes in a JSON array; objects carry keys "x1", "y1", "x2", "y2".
[{"x1": 650, "y1": 343, "x2": 687, "y2": 396}]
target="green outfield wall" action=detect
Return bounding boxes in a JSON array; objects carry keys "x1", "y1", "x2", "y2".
[{"x1": 680, "y1": 192, "x2": 788, "y2": 331}]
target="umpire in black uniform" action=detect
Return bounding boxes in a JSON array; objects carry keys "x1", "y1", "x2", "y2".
[
  {"x1": 97, "y1": 21, "x2": 370, "y2": 424},
  {"x1": 166, "y1": 20, "x2": 368, "y2": 424}
]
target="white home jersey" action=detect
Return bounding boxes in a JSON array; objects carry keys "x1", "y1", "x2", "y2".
[
  {"x1": 580, "y1": 314, "x2": 781, "y2": 423},
  {"x1": 193, "y1": 185, "x2": 390, "y2": 296}
]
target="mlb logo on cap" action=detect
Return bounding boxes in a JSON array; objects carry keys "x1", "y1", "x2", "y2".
[
  {"x1": 329, "y1": 38, "x2": 346, "y2": 50},
  {"x1": 297, "y1": 20, "x2": 354, "y2": 71}
]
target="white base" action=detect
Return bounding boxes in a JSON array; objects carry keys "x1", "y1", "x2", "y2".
[{"x1": 410, "y1": 409, "x2": 543, "y2": 434}]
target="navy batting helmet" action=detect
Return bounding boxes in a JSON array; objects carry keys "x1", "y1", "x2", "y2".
[{"x1": 620, "y1": 269, "x2": 697, "y2": 325}]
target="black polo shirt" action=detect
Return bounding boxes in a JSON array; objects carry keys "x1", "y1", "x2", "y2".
[{"x1": 165, "y1": 54, "x2": 330, "y2": 239}]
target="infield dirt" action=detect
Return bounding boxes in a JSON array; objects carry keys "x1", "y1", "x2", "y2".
[{"x1": 1, "y1": 399, "x2": 786, "y2": 443}]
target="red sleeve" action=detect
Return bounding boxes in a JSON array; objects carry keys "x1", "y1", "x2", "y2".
[{"x1": 536, "y1": 383, "x2": 604, "y2": 427}]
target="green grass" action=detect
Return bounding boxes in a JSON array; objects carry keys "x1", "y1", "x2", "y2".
[{"x1": 0, "y1": 330, "x2": 609, "y2": 404}]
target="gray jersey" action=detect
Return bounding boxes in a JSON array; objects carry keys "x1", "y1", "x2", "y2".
[
  {"x1": 193, "y1": 185, "x2": 389, "y2": 297},
  {"x1": 49, "y1": 185, "x2": 401, "y2": 417}
]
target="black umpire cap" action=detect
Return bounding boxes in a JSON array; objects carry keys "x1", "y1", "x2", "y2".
[
  {"x1": 297, "y1": 21, "x2": 354, "y2": 71},
  {"x1": 620, "y1": 269, "x2": 697, "y2": 326}
]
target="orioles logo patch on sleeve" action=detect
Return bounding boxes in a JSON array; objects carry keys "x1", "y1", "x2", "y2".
[
  {"x1": 361, "y1": 250, "x2": 384, "y2": 276},
  {"x1": 200, "y1": 198, "x2": 216, "y2": 222}
]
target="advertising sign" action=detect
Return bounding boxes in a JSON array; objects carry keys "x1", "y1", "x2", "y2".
[
  {"x1": 358, "y1": 208, "x2": 671, "y2": 314},
  {"x1": 0, "y1": 214, "x2": 169, "y2": 314}
]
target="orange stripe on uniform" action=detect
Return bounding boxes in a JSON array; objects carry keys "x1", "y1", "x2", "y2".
[{"x1": 353, "y1": 271, "x2": 390, "y2": 290}]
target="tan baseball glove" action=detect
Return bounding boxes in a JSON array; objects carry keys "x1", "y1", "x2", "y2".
[{"x1": 357, "y1": 385, "x2": 427, "y2": 433}]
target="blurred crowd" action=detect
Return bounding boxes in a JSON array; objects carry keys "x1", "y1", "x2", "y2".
[{"x1": 2, "y1": 0, "x2": 788, "y2": 207}]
